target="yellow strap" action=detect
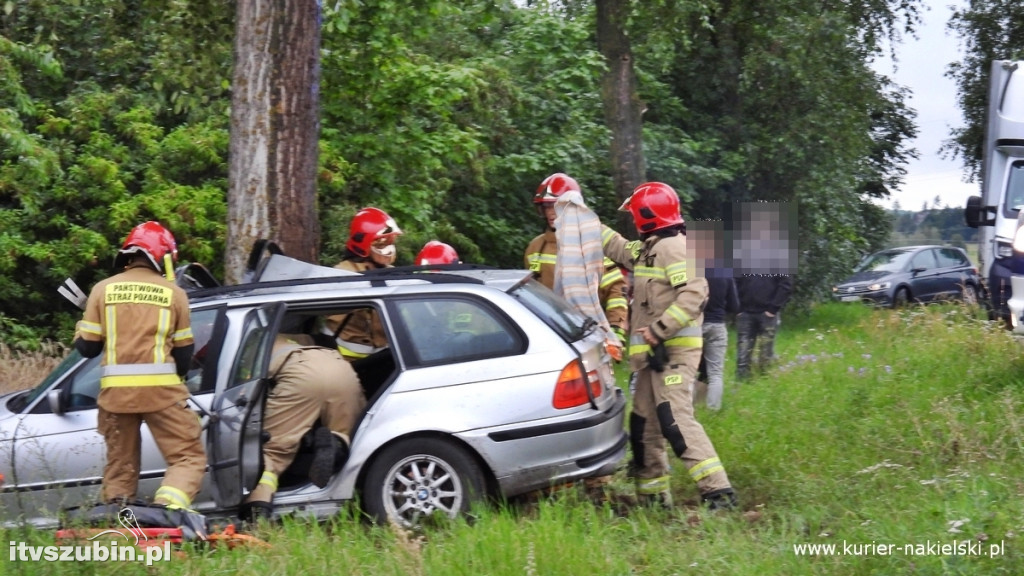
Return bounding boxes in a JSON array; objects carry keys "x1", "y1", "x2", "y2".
[
  {"x1": 337, "y1": 346, "x2": 369, "y2": 359},
  {"x1": 100, "y1": 373, "x2": 183, "y2": 388},
  {"x1": 154, "y1": 485, "x2": 192, "y2": 509},
  {"x1": 258, "y1": 470, "x2": 279, "y2": 492},
  {"x1": 689, "y1": 458, "x2": 725, "y2": 482},
  {"x1": 635, "y1": 476, "x2": 671, "y2": 495},
  {"x1": 78, "y1": 320, "x2": 102, "y2": 336},
  {"x1": 605, "y1": 297, "x2": 628, "y2": 310}
]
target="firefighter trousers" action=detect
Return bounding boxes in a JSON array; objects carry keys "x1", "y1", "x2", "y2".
[
  {"x1": 630, "y1": 347, "x2": 732, "y2": 496},
  {"x1": 98, "y1": 401, "x2": 206, "y2": 507},
  {"x1": 247, "y1": 348, "x2": 366, "y2": 504}
]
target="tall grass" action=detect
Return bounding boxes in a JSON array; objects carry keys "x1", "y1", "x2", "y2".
[
  {"x1": 0, "y1": 342, "x2": 66, "y2": 395},
  {"x1": 3, "y1": 302, "x2": 1023, "y2": 574}
]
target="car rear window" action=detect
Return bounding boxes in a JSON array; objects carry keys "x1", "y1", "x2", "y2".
[{"x1": 509, "y1": 279, "x2": 593, "y2": 342}]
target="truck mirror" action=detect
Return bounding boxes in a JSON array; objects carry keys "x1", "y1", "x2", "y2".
[{"x1": 965, "y1": 195, "x2": 995, "y2": 228}]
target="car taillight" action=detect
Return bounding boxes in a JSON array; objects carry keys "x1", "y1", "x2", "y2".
[{"x1": 552, "y1": 360, "x2": 602, "y2": 409}]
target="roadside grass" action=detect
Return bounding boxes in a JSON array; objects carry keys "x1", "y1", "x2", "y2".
[{"x1": 3, "y1": 301, "x2": 1024, "y2": 574}]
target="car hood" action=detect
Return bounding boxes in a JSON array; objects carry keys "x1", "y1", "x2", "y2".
[{"x1": 838, "y1": 270, "x2": 893, "y2": 285}]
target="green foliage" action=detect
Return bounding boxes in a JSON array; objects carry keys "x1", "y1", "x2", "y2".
[
  {"x1": 630, "y1": 0, "x2": 919, "y2": 309},
  {"x1": 318, "y1": 2, "x2": 613, "y2": 268},
  {"x1": 947, "y1": 0, "x2": 1024, "y2": 180},
  {"x1": 1, "y1": 0, "x2": 926, "y2": 339}
]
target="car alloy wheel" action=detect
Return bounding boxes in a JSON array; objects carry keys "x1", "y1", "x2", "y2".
[{"x1": 363, "y1": 438, "x2": 486, "y2": 528}]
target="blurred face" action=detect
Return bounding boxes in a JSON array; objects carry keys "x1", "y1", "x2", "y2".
[
  {"x1": 369, "y1": 236, "x2": 397, "y2": 266},
  {"x1": 541, "y1": 204, "x2": 557, "y2": 229}
]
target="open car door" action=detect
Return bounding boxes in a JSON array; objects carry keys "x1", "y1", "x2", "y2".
[{"x1": 207, "y1": 302, "x2": 286, "y2": 508}]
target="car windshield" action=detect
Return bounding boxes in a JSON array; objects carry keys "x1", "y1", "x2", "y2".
[
  {"x1": 854, "y1": 250, "x2": 914, "y2": 273},
  {"x1": 6, "y1": 350, "x2": 84, "y2": 413},
  {"x1": 510, "y1": 279, "x2": 593, "y2": 341}
]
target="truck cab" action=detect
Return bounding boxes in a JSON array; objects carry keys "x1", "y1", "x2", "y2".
[{"x1": 965, "y1": 60, "x2": 1024, "y2": 331}]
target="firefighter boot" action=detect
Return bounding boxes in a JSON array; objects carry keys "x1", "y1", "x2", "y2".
[
  {"x1": 238, "y1": 500, "x2": 273, "y2": 525},
  {"x1": 701, "y1": 488, "x2": 737, "y2": 511},
  {"x1": 309, "y1": 427, "x2": 342, "y2": 488}
]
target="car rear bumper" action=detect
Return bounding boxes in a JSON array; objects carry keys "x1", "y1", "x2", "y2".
[{"x1": 473, "y1": 387, "x2": 628, "y2": 496}]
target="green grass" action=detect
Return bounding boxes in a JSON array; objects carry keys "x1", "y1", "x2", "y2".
[{"x1": 5, "y1": 302, "x2": 1024, "y2": 575}]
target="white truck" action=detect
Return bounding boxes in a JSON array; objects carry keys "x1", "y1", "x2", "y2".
[{"x1": 965, "y1": 60, "x2": 1024, "y2": 331}]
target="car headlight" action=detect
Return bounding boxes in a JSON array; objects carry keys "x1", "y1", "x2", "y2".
[
  {"x1": 997, "y1": 240, "x2": 1014, "y2": 259},
  {"x1": 867, "y1": 282, "x2": 890, "y2": 291}
]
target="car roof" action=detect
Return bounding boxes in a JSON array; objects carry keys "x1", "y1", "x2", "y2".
[
  {"x1": 874, "y1": 245, "x2": 953, "y2": 254},
  {"x1": 186, "y1": 254, "x2": 533, "y2": 304}
]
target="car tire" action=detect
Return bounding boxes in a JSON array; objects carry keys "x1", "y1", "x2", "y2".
[
  {"x1": 363, "y1": 438, "x2": 486, "y2": 528},
  {"x1": 892, "y1": 287, "x2": 910, "y2": 308},
  {"x1": 962, "y1": 283, "x2": 979, "y2": 307}
]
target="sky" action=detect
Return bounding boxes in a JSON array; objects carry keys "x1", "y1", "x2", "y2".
[{"x1": 872, "y1": 0, "x2": 978, "y2": 212}]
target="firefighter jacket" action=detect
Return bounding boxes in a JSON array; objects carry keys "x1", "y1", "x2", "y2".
[
  {"x1": 524, "y1": 228, "x2": 629, "y2": 338},
  {"x1": 326, "y1": 259, "x2": 389, "y2": 359},
  {"x1": 76, "y1": 264, "x2": 194, "y2": 413},
  {"x1": 601, "y1": 226, "x2": 708, "y2": 372}
]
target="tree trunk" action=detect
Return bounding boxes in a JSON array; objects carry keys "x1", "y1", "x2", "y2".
[
  {"x1": 596, "y1": 0, "x2": 646, "y2": 236},
  {"x1": 226, "y1": 0, "x2": 321, "y2": 284}
]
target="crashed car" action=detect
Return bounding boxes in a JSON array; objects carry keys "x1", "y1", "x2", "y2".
[{"x1": 0, "y1": 252, "x2": 627, "y2": 529}]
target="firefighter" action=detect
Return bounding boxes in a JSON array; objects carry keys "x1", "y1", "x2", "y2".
[
  {"x1": 240, "y1": 329, "x2": 366, "y2": 522},
  {"x1": 73, "y1": 221, "x2": 206, "y2": 510},
  {"x1": 325, "y1": 207, "x2": 402, "y2": 361},
  {"x1": 601, "y1": 183, "x2": 737, "y2": 510},
  {"x1": 416, "y1": 240, "x2": 461, "y2": 265},
  {"x1": 525, "y1": 173, "x2": 629, "y2": 349}
]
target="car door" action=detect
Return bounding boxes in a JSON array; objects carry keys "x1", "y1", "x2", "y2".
[
  {"x1": 207, "y1": 302, "x2": 285, "y2": 508},
  {"x1": 908, "y1": 249, "x2": 942, "y2": 302},
  {"x1": 936, "y1": 248, "x2": 970, "y2": 299}
]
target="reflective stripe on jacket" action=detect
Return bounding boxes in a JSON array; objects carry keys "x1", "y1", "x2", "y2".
[
  {"x1": 602, "y1": 225, "x2": 708, "y2": 370},
  {"x1": 78, "y1": 264, "x2": 194, "y2": 412}
]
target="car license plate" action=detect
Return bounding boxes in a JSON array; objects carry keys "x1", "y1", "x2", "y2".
[{"x1": 840, "y1": 295, "x2": 860, "y2": 302}]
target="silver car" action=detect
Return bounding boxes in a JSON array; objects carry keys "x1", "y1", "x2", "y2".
[{"x1": 0, "y1": 255, "x2": 627, "y2": 528}]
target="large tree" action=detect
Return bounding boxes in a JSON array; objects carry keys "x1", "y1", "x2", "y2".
[
  {"x1": 595, "y1": 0, "x2": 645, "y2": 233},
  {"x1": 226, "y1": 0, "x2": 322, "y2": 282}
]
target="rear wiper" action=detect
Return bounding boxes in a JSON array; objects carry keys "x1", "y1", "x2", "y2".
[{"x1": 580, "y1": 316, "x2": 599, "y2": 337}]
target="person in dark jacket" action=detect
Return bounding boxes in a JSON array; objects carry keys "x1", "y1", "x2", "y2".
[
  {"x1": 735, "y1": 274, "x2": 793, "y2": 380},
  {"x1": 698, "y1": 269, "x2": 740, "y2": 409}
]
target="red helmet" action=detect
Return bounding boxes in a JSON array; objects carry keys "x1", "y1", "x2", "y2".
[
  {"x1": 416, "y1": 241, "x2": 461, "y2": 265},
  {"x1": 619, "y1": 182, "x2": 684, "y2": 234},
  {"x1": 533, "y1": 173, "x2": 581, "y2": 204},
  {"x1": 346, "y1": 207, "x2": 403, "y2": 258},
  {"x1": 114, "y1": 221, "x2": 178, "y2": 272}
]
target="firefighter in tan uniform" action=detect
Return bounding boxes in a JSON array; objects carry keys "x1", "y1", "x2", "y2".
[
  {"x1": 325, "y1": 207, "x2": 402, "y2": 360},
  {"x1": 525, "y1": 173, "x2": 629, "y2": 351},
  {"x1": 73, "y1": 221, "x2": 205, "y2": 510},
  {"x1": 240, "y1": 330, "x2": 367, "y2": 522},
  {"x1": 602, "y1": 183, "x2": 737, "y2": 510}
]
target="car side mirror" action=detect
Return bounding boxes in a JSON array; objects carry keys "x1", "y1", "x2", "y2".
[
  {"x1": 911, "y1": 267, "x2": 926, "y2": 274},
  {"x1": 47, "y1": 390, "x2": 66, "y2": 416}
]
